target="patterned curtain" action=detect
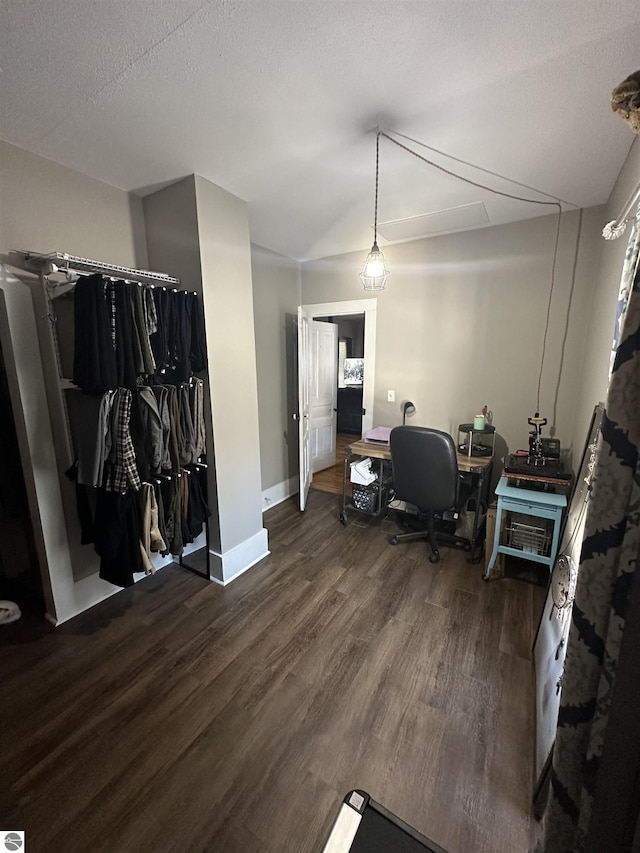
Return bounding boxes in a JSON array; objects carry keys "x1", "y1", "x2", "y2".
[
  {"x1": 536, "y1": 216, "x2": 640, "y2": 852},
  {"x1": 609, "y1": 211, "x2": 640, "y2": 376}
]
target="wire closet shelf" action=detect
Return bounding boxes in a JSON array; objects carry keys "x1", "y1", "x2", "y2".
[{"x1": 14, "y1": 250, "x2": 181, "y2": 287}]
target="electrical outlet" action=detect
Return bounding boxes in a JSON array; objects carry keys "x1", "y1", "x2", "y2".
[{"x1": 387, "y1": 389, "x2": 395, "y2": 402}]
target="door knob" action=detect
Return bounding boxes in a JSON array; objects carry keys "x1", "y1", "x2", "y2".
[{"x1": 292, "y1": 413, "x2": 299, "y2": 421}]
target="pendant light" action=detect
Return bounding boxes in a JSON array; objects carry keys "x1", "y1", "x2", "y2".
[{"x1": 360, "y1": 130, "x2": 389, "y2": 291}]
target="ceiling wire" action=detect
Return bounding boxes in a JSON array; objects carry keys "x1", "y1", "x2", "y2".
[
  {"x1": 378, "y1": 130, "x2": 566, "y2": 415},
  {"x1": 379, "y1": 131, "x2": 564, "y2": 212},
  {"x1": 387, "y1": 129, "x2": 579, "y2": 210}
]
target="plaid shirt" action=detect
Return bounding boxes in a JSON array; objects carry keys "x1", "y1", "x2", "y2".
[{"x1": 105, "y1": 389, "x2": 141, "y2": 492}]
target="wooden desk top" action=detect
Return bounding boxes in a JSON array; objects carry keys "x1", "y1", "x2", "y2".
[
  {"x1": 346, "y1": 439, "x2": 391, "y2": 460},
  {"x1": 345, "y1": 440, "x2": 492, "y2": 473}
]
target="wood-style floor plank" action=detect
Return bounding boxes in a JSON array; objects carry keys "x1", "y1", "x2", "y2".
[{"x1": 1, "y1": 489, "x2": 545, "y2": 852}]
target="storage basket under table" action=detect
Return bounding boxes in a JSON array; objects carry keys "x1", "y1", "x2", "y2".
[
  {"x1": 352, "y1": 483, "x2": 389, "y2": 514},
  {"x1": 484, "y1": 477, "x2": 567, "y2": 579},
  {"x1": 505, "y1": 514, "x2": 552, "y2": 557}
]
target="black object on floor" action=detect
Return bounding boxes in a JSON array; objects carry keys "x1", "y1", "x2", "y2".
[{"x1": 322, "y1": 790, "x2": 447, "y2": 852}]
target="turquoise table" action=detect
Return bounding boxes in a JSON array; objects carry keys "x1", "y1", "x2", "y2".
[{"x1": 484, "y1": 476, "x2": 567, "y2": 579}]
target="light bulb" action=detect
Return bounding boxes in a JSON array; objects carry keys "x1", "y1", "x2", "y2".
[
  {"x1": 360, "y1": 242, "x2": 389, "y2": 291},
  {"x1": 364, "y1": 258, "x2": 384, "y2": 278}
]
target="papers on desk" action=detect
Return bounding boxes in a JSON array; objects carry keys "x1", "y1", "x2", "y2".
[
  {"x1": 364, "y1": 426, "x2": 392, "y2": 444},
  {"x1": 350, "y1": 457, "x2": 377, "y2": 485}
]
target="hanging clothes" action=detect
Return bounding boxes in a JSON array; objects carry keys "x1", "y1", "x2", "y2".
[
  {"x1": 184, "y1": 466, "x2": 209, "y2": 543},
  {"x1": 72, "y1": 274, "x2": 117, "y2": 393},
  {"x1": 113, "y1": 280, "x2": 139, "y2": 388},
  {"x1": 130, "y1": 283, "x2": 156, "y2": 375},
  {"x1": 164, "y1": 385, "x2": 183, "y2": 474},
  {"x1": 94, "y1": 489, "x2": 143, "y2": 588},
  {"x1": 190, "y1": 378, "x2": 206, "y2": 461},
  {"x1": 149, "y1": 385, "x2": 172, "y2": 472},
  {"x1": 154, "y1": 480, "x2": 169, "y2": 557},
  {"x1": 65, "y1": 389, "x2": 116, "y2": 487},
  {"x1": 137, "y1": 387, "x2": 164, "y2": 476},
  {"x1": 143, "y1": 285, "x2": 158, "y2": 339},
  {"x1": 139, "y1": 483, "x2": 167, "y2": 575},
  {"x1": 67, "y1": 273, "x2": 208, "y2": 587},
  {"x1": 171, "y1": 290, "x2": 193, "y2": 384},
  {"x1": 179, "y1": 383, "x2": 196, "y2": 465},
  {"x1": 104, "y1": 389, "x2": 141, "y2": 493},
  {"x1": 159, "y1": 474, "x2": 183, "y2": 556},
  {"x1": 188, "y1": 291, "x2": 207, "y2": 373}
]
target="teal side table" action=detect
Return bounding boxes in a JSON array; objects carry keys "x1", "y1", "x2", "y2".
[{"x1": 484, "y1": 477, "x2": 567, "y2": 579}]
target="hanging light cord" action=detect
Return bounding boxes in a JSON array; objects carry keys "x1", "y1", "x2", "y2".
[
  {"x1": 373, "y1": 130, "x2": 380, "y2": 244},
  {"x1": 379, "y1": 131, "x2": 564, "y2": 212},
  {"x1": 537, "y1": 213, "x2": 562, "y2": 413},
  {"x1": 378, "y1": 130, "x2": 565, "y2": 414}
]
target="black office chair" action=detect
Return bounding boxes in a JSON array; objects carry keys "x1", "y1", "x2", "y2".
[{"x1": 389, "y1": 425, "x2": 471, "y2": 563}]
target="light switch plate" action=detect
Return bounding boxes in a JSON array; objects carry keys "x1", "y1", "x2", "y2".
[{"x1": 387, "y1": 390, "x2": 395, "y2": 402}]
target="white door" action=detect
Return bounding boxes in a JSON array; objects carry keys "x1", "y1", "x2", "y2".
[
  {"x1": 297, "y1": 306, "x2": 312, "y2": 511},
  {"x1": 310, "y1": 321, "x2": 338, "y2": 473}
]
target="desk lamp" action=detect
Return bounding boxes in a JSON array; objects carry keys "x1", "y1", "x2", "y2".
[{"x1": 402, "y1": 401, "x2": 416, "y2": 425}]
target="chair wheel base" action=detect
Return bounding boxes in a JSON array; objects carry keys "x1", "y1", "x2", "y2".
[
  {"x1": 429, "y1": 552, "x2": 440, "y2": 563},
  {"x1": 390, "y1": 536, "x2": 399, "y2": 545}
]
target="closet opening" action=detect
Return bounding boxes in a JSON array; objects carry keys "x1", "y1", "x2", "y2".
[{"x1": 0, "y1": 335, "x2": 45, "y2": 621}]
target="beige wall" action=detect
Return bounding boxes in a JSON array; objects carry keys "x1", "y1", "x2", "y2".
[
  {"x1": 302, "y1": 208, "x2": 603, "y2": 466},
  {"x1": 251, "y1": 244, "x2": 300, "y2": 494},
  {"x1": 194, "y1": 175, "x2": 267, "y2": 578},
  {"x1": 0, "y1": 139, "x2": 150, "y2": 622},
  {"x1": 142, "y1": 176, "x2": 202, "y2": 287},
  {"x1": 572, "y1": 137, "x2": 640, "y2": 460},
  {"x1": 145, "y1": 174, "x2": 268, "y2": 583},
  {"x1": 0, "y1": 139, "x2": 147, "y2": 267}
]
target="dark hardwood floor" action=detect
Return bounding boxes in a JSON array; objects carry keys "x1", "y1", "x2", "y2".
[
  {"x1": 310, "y1": 433, "x2": 353, "y2": 497},
  {"x1": 0, "y1": 490, "x2": 544, "y2": 852}
]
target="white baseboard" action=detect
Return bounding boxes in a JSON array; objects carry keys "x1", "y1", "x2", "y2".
[
  {"x1": 50, "y1": 554, "x2": 176, "y2": 626},
  {"x1": 262, "y1": 477, "x2": 298, "y2": 512},
  {"x1": 209, "y1": 527, "x2": 270, "y2": 585}
]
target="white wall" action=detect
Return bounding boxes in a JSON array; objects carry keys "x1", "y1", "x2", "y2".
[
  {"x1": 572, "y1": 137, "x2": 640, "y2": 459},
  {"x1": 251, "y1": 244, "x2": 300, "y2": 500},
  {"x1": 302, "y1": 208, "x2": 602, "y2": 466}
]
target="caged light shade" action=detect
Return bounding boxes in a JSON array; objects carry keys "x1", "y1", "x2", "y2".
[
  {"x1": 360, "y1": 130, "x2": 389, "y2": 291},
  {"x1": 360, "y1": 241, "x2": 389, "y2": 291}
]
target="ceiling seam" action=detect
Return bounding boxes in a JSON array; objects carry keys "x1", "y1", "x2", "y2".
[{"x1": 40, "y1": 0, "x2": 215, "y2": 143}]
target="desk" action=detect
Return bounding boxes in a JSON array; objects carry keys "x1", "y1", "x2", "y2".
[
  {"x1": 484, "y1": 475, "x2": 567, "y2": 580},
  {"x1": 322, "y1": 790, "x2": 447, "y2": 853},
  {"x1": 341, "y1": 440, "x2": 492, "y2": 560}
]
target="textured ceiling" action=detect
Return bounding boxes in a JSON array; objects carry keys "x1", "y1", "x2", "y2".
[{"x1": 1, "y1": 1, "x2": 640, "y2": 261}]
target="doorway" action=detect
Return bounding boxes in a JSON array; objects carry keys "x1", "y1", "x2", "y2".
[{"x1": 299, "y1": 299, "x2": 376, "y2": 499}]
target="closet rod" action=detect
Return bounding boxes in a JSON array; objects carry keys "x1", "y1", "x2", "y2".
[
  {"x1": 602, "y1": 183, "x2": 640, "y2": 240},
  {"x1": 13, "y1": 250, "x2": 180, "y2": 285}
]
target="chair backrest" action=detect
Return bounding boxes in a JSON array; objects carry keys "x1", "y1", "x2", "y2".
[{"x1": 390, "y1": 425, "x2": 459, "y2": 512}]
